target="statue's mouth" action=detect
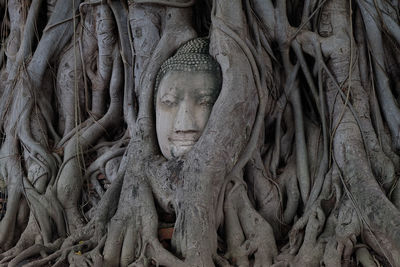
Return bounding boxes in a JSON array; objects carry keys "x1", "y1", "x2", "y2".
[
  {"x1": 171, "y1": 139, "x2": 197, "y2": 146},
  {"x1": 170, "y1": 135, "x2": 198, "y2": 147}
]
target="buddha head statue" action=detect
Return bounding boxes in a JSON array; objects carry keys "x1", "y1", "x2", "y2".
[{"x1": 155, "y1": 38, "x2": 222, "y2": 160}]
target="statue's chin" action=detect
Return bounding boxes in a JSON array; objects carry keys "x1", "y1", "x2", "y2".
[{"x1": 171, "y1": 144, "x2": 193, "y2": 158}]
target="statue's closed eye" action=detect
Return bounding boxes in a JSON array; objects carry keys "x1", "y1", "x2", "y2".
[
  {"x1": 198, "y1": 96, "x2": 214, "y2": 106},
  {"x1": 160, "y1": 94, "x2": 178, "y2": 107}
]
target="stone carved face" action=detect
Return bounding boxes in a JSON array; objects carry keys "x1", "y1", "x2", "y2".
[{"x1": 156, "y1": 71, "x2": 220, "y2": 160}]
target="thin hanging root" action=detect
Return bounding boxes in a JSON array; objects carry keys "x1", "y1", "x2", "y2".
[
  {"x1": 290, "y1": 74, "x2": 311, "y2": 205},
  {"x1": 281, "y1": 158, "x2": 300, "y2": 224},
  {"x1": 276, "y1": 30, "x2": 311, "y2": 204},
  {"x1": 292, "y1": 41, "x2": 320, "y2": 108},
  {"x1": 308, "y1": 62, "x2": 329, "y2": 209},
  {"x1": 269, "y1": 106, "x2": 284, "y2": 178}
]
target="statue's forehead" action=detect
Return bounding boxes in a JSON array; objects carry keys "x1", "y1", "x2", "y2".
[{"x1": 158, "y1": 71, "x2": 220, "y2": 95}]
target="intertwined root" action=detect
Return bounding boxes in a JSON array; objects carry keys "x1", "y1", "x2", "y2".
[
  {"x1": 57, "y1": 172, "x2": 279, "y2": 267},
  {"x1": 224, "y1": 182, "x2": 277, "y2": 267},
  {"x1": 100, "y1": 189, "x2": 184, "y2": 267}
]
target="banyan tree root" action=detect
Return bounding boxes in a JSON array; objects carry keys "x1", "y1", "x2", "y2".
[{"x1": 224, "y1": 180, "x2": 277, "y2": 267}]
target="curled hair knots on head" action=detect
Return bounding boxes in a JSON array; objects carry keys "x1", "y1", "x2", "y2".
[{"x1": 155, "y1": 37, "x2": 222, "y2": 93}]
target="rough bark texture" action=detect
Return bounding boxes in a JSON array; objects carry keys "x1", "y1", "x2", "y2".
[{"x1": 0, "y1": 0, "x2": 400, "y2": 266}]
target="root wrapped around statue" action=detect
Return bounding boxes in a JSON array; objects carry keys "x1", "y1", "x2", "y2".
[{"x1": 0, "y1": 0, "x2": 400, "y2": 266}]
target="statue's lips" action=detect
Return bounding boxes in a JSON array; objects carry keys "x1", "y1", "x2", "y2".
[{"x1": 169, "y1": 136, "x2": 198, "y2": 147}]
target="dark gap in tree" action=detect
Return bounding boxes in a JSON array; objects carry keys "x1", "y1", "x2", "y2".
[
  {"x1": 30, "y1": 0, "x2": 49, "y2": 55},
  {"x1": 286, "y1": 0, "x2": 303, "y2": 27},
  {"x1": 193, "y1": 0, "x2": 212, "y2": 37}
]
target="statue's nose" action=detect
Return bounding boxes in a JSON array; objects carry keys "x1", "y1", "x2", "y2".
[{"x1": 173, "y1": 100, "x2": 198, "y2": 133}]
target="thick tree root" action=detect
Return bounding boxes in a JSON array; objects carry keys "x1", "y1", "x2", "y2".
[{"x1": 224, "y1": 181, "x2": 277, "y2": 266}]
